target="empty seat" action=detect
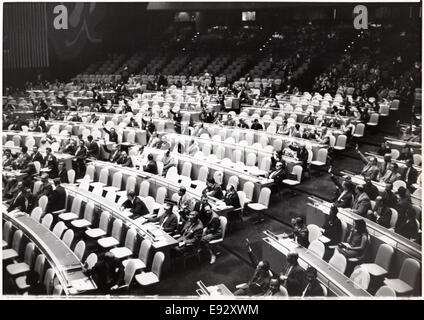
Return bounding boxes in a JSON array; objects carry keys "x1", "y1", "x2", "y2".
[
  {"x1": 98, "y1": 219, "x2": 123, "y2": 249},
  {"x1": 383, "y1": 258, "x2": 420, "y2": 295},
  {"x1": 110, "y1": 228, "x2": 137, "y2": 260},
  {"x1": 360, "y1": 244, "x2": 394, "y2": 278},
  {"x1": 135, "y1": 251, "x2": 165, "y2": 287},
  {"x1": 122, "y1": 239, "x2": 152, "y2": 271},
  {"x1": 6, "y1": 242, "x2": 35, "y2": 277},
  {"x1": 329, "y1": 250, "x2": 347, "y2": 274},
  {"x1": 85, "y1": 211, "x2": 110, "y2": 239},
  {"x1": 350, "y1": 266, "x2": 371, "y2": 291},
  {"x1": 3, "y1": 230, "x2": 24, "y2": 262}
]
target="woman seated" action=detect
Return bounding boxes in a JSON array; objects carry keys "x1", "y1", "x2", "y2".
[{"x1": 337, "y1": 219, "x2": 369, "y2": 259}]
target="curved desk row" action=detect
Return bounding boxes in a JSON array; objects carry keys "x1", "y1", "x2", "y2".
[{"x1": 3, "y1": 207, "x2": 97, "y2": 295}]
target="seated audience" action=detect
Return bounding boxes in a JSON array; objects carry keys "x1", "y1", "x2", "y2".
[
  {"x1": 366, "y1": 196, "x2": 392, "y2": 228},
  {"x1": 338, "y1": 219, "x2": 369, "y2": 259},
  {"x1": 46, "y1": 178, "x2": 67, "y2": 213},
  {"x1": 302, "y1": 267, "x2": 325, "y2": 297},
  {"x1": 142, "y1": 153, "x2": 158, "y2": 174}
]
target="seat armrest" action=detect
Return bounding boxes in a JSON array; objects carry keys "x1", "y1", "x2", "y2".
[
  {"x1": 52, "y1": 209, "x2": 66, "y2": 215},
  {"x1": 209, "y1": 238, "x2": 223, "y2": 245},
  {"x1": 235, "y1": 283, "x2": 247, "y2": 289},
  {"x1": 172, "y1": 234, "x2": 181, "y2": 239}
]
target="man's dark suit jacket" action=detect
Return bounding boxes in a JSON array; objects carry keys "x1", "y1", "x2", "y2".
[
  {"x1": 122, "y1": 198, "x2": 149, "y2": 219},
  {"x1": 143, "y1": 160, "x2": 158, "y2": 174},
  {"x1": 8, "y1": 192, "x2": 27, "y2": 212},
  {"x1": 87, "y1": 141, "x2": 100, "y2": 158},
  {"x1": 223, "y1": 191, "x2": 241, "y2": 209},
  {"x1": 46, "y1": 185, "x2": 67, "y2": 213},
  {"x1": 179, "y1": 220, "x2": 204, "y2": 247},
  {"x1": 303, "y1": 280, "x2": 325, "y2": 297},
  {"x1": 31, "y1": 152, "x2": 44, "y2": 165},
  {"x1": 404, "y1": 166, "x2": 418, "y2": 187},
  {"x1": 285, "y1": 263, "x2": 307, "y2": 296},
  {"x1": 157, "y1": 213, "x2": 178, "y2": 234},
  {"x1": 58, "y1": 169, "x2": 69, "y2": 183}
]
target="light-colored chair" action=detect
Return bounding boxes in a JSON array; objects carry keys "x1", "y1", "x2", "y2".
[
  {"x1": 41, "y1": 214, "x2": 54, "y2": 230},
  {"x1": 350, "y1": 266, "x2": 371, "y2": 290},
  {"x1": 31, "y1": 207, "x2": 44, "y2": 222},
  {"x1": 85, "y1": 211, "x2": 110, "y2": 239},
  {"x1": 135, "y1": 251, "x2": 165, "y2": 287},
  {"x1": 308, "y1": 240, "x2": 325, "y2": 259},
  {"x1": 6, "y1": 242, "x2": 35, "y2": 277},
  {"x1": 62, "y1": 229, "x2": 74, "y2": 248},
  {"x1": 361, "y1": 243, "x2": 394, "y2": 278},
  {"x1": 375, "y1": 285, "x2": 396, "y2": 297},
  {"x1": 329, "y1": 249, "x2": 347, "y2": 274},
  {"x1": 122, "y1": 239, "x2": 152, "y2": 271},
  {"x1": 110, "y1": 228, "x2": 137, "y2": 260},
  {"x1": 58, "y1": 197, "x2": 82, "y2": 222},
  {"x1": 383, "y1": 258, "x2": 420, "y2": 295},
  {"x1": 52, "y1": 221, "x2": 67, "y2": 239},
  {"x1": 97, "y1": 219, "x2": 123, "y2": 249},
  {"x1": 307, "y1": 224, "x2": 322, "y2": 243},
  {"x1": 3, "y1": 230, "x2": 24, "y2": 262},
  {"x1": 73, "y1": 240, "x2": 86, "y2": 261},
  {"x1": 334, "y1": 135, "x2": 347, "y2": 151}
]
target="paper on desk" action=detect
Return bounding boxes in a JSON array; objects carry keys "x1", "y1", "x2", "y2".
[{"x1": 70, "y1": 278, "x2": 94, "y2": 292}]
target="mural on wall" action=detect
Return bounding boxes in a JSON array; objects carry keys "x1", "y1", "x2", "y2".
[{"x1": 48, "y1": 2, "x2": 106, "y2": 60}]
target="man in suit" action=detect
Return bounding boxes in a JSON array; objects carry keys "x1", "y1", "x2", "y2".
[
  {"x1": 378, "y1": 154, "x2": 393, "y2": 178},
  {"x1": 367, "y1": 196, "x2": 392, "y2": 228},
  {"x1": 329, "y1": 168, "x2": 355, "y2": 208},
  {"x1": 57, "y1": 162, "x2": 69, "y2": 183},
  {"x1": 234, "y1": 239, "x2": 271, "y2": 296},
  {"x1": 104, "y1": 144, "x2": 121, "y2": 162},
  {"x1": 46, "y1": 179, "x2": 66, "y2": 213},
  {"x1": 121, "y1": 190, "x2": 148, "y2": 219},
  {"x1": 263, "y1": 277, "x2": 287, "y2": 296},
  {"x1": 379, "y1": 163, "x2": 402, "y2": 184},
  {"x1": 302, "y1": 267, "x2": 325, "y2": 297},
  {"x1": 403, "y1": 159, "x2": 418, "y2": 190},
  {"x1": 145, "y1": 202, "x2": 178, "y2": 234},
  {"x1": 102, "y1": 126, "x2": 118, "y2": 143},
  {"x1": 269, "y1": 161, "x2": 287, "y2": 186},
  {"x1": 173, "y1": 211, "x2": 204, "y2": 257},
  {"x1": 351, "y1": 185, "x2": 371, "y2": 217},
  {"x1": 13, "y1": 146, "x2": 31, "y2": 170},
  {"x1": 30, "y1": 145, "x2": 44, "y2": 165},
  {"x1": 280, "y1": 251, "x2": 306, "y2": 296},
  {"x1": 382, "y1": 183, "x2": 398, "y2": 209},
  {"x1": 36, "y1": 174, "x2": 54, "y2": 199},
  {"x1": 116, "y1": 151, "x2": 132, "y2": 167},
  {"x1": 7, "y1": 186, "x2": 30, "y2": 212},
  {"x1": 176, "y1": 187, "x2": 193, "y2": 222},
  {"x1": 223, "y1": 184, "x2": 241, "y2": 209},
  {"x1": 200, "y1": 206, "x2": 223, "y2": 264},
  {"x1": 395, "y1": 186, "x2": 412, "y2": 232},
  {"x1": 194, "y1": 194, "x2": 211, "y2": 225},
  {"x1": 356, "y1": 147, "x2": 380, "y2": 181},
  {"x1": 44, "y1": 148, "x2": 58, "y2": 178},
  {"x1": 73, "y1": 140, "x2": 88, "y2": 179},
  {"x1": 322, "y1": 205, "x2": 343, "y2": 246},
  {"x1": 363, "y1": 176, "x2": 379, "y2": 200},
  {"x1": 203, "y1": 177, "x2": 223, "y2": 200},
  {"x1": 142, "y1": 153, "x2": 158, "y2": 174},
  {"x1": 86, "y1": 135, "x2": 99, "y2": 159}
]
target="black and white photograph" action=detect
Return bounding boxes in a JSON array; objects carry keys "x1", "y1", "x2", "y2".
[{"x1": 1, "y1": 1, "x2": 422, "y2": 302}]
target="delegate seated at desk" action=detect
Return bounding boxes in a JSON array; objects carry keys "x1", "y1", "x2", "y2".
[
  {"x1": 279, "y1": 251, "x2": 307, "y2": 297},
  {"x1": 302, "y1": 267, "x2": 325, "y2": 297},
  {"x1": 121, "y1": 190, "x2": 149, "y2": 219},
  {"x1": 337, "y1": 219, "x2": 369, "y2": 260},
  {"x1": 145, "y1": 202, "x2": 178, "y2": 234},
  {"x1": 143, "y1": 154, "x2": 158, "y2": 174},
  {"x1": 203, "y1": 178, "x2": 223, "y2": 200},
  {"x1": 322, "y1": 205, "x2": 343, "y2": 246},
  {"x1": 200, "y1": 206, "x2": 222, "y2": 265},
  {"x1": 234, "y1": 239, "x2": 271, "y2": 296},
  {"x1": 173, "y1": 211, "x2": 204, "y2": 258}
]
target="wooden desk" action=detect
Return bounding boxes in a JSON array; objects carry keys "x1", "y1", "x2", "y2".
[
  {"x1": 142, "y1": 147, "x2": 273, "y2": 201},
  {"x1": 62, "y1": 185, "x2": 178, "y2": 271},
  {"x1": 262, "y1": 236, "x2": 371, "y2": 297},
  {"x1": 89, "y1": 160, "x2": 233, "y2": 215},
  {"x1": 3, "y1": 208, "x2": 97, "y2": 295},
  {"x1": 306, "y1": 198, "x2": 421, "y2": 291}
]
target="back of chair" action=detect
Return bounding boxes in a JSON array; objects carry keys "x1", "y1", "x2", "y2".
[
  {"x1": 71, "y1": 197, "x2": 82, "y2": 215},
  {"x1": 79, "y1": 179, "x2": 90, "y2": 191},
  {"x1": 308, "y1": 240, "x2": 325, "y2": 259},
  {"x1": 340, "y1": 220, "x2": 348, "y2": 242},
  {"x1": 33, "y1": 181, "x2": 43, "y2": 194},
  {"x1": 34, "y1": 254, "x2": 46, "y2": 283},
  {"x1": 62, "y1": 229, "x2": 74, "y2": 247},
  {"x1": 197, "y1": 166, "x2": 209, "y2": 182},
  {"x1": 375, "y1": 285, "x2": 396, "y2": 297},
  {"x1": 243, "y1": 181, "x2": 255, "y2": 201},
  {"x1": 335, "y1": 135, "x2": 347, "y2": 148},
  {"x1": 329, "y1": 135, "x2": 336, "y2": 148},
  {"x1": 292, "y1": 165, "x2": 303, "y2": 182},
  {"x1": 219, "y1": 216, "x2": 228, "y2": 240},
  {"x1": 399, "y1": 258, "x2": 421, "y2": 289},
  {"x1": 354, "y1": 123, "x2": 365, "y2": 137},
  {"x1": 3, "y1": 221, "x2": 13, "y2": 243},
  {"x1": 85, "y1": 253, "x2": 98, "y2": 269},
  {"x1": 11, "y1": 229, "x2": 24, "y2": 253},
  {"x1": 123, "y1": 260, "x2": 138, "y2": 286},
  {"x1": 138, "y1": 239, "x2": 152, "y2": 263},
  {"x1": 155, "y1": 187, "x2": 167, "y2": 205},
  {"x1": 52, "y1": 221, "x2": 67, "y2": 238},
  {"x1": 111, "y1": 219, "x2": 123, "y2": 241},
  {"x1": 86, "y1": 165, "x2": 95, "y2": 180},
  {"x1": 73, "y1": 240, "x2": 86, "y2": 261},
  {"x1": 228, "y1": 176, "x2": 239, "y2": 189},
  {"x1": 41, "y1": 214, "x2": 53, "y2": 229},
  {"x1": 43, "y1": 268, "x2": 55, "y2": 294},
  {"x1": 33, "y1": 161, "x2": 41, "y2": 174},
  {"x1": 246, "y1": 153, "x2": 256, "y2": 166},
  {"x1": 181, "y1": 162, "x2": 192, "y2": 177},
  {"x1": 139, "y1": 180, "x2": 150, "y2": 198},
  {"x1": 105, "y1": 190, "x2": 117, "y2": 202},
  {"x1": 111, "y1": 172, "x2": 123, "y2": 189},
  {"x1": 124, "y1": 228, "x2": 137, "y2": 252},
  {"x1": 413, "y1": 154, "x2": 422, "y2": 166},
  {"x1": 258, "y1": 188, "x2": 271, "y2": 207},
  {"x1": 369, "y1": 113, "x2": 379, "y2": 124},
  {"x1": 23, "y1": 242, "x2": 36, "y2": 266},
  {"x1": 31, "y1": 207, "x2": 44, "y2": 222},
  {"x1": 374, "y1": 243, "x2": 394, "y2": 271},
  {"x1": 67, "y1": 169, "x2": 76, "y2": 184},
  {"x1": 307, "y1": 224, "x2": 322, "y2": 243},
  {"x1": 350, "y1": 267, "x2": 370, "y2": 290},
  {"x1": 329, "y1": 250, "x2": 347, "y2": 274},
  {"x1": 317, "y1": 148, "x2": 328, "y2": 163},
  {"x1": 151, "y1": 252, "x2": 165, "y2": 280},
  {"x1": 389, "y1": 208, "x2": 398, "y2": 228}
]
